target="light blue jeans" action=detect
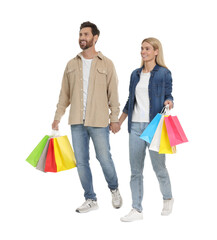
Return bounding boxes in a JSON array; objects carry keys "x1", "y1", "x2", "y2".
[
  {"x1": 71, "y1": 124, "x2": 118, "y2": 201},
  {"x1": 130, "y1": 122, "x2": 172, "y2": 212}
]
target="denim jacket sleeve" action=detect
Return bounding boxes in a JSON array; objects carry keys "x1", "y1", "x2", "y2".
[
  {"x1": 123, "y1": 72, "x2": 134, "y2": 114},
  {"x1": 123, "y1": 99, "x2": 129, "y2": 114},
  {"x1": 165, "y1": 70, "x2": 174, "y2": 102}
]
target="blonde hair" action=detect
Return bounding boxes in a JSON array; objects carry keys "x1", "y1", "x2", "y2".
[{"x1": 141, "y1": 37, "x2": 167, "y2": 69}]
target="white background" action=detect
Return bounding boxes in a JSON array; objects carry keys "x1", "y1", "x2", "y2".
[{"x1": 1, "y1": 0, "x2": 217, "y2": 239}]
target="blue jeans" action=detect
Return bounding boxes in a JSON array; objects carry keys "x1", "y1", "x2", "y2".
[
  {"x1": 130, "y1": 122, "x2": 172, "y2": 212},
  {"x1": 71, "y1": 124, "x2": 118, "y2": 201}
]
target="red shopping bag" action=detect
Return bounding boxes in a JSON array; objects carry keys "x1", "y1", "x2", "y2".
[
  {"x1": 164, "y1": 115, "x2": 188, "y2": 147},
  {"x1": 44, "y1": 138, "x2": 57, "y2": 172}
]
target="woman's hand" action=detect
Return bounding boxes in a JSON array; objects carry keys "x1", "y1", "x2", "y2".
[{"x1": 164, "y1": 100, "x2": 173, "y2": 110}]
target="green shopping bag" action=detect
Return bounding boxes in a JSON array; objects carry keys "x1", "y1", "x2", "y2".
[{"x1": 26, "y1": 135, "x2": 50, "y2": 167}]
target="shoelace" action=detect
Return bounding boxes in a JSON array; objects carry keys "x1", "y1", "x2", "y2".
[{"x1": 81, "y1": 199, "x2": 93, "y2": 208}]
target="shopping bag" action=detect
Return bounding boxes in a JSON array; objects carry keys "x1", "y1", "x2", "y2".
[
  {"x1": 164, "y1": 115, "x2": 188, "y2": 146},
  {"x1": 36, "y1": 138, "x2": 50, "y2": 172},
  {"x1": 159, "y1": 118, "x2": 176, "y2": 154},
  {"x1": 44, "y1": 138, "x2": 57, "y2": 172},
  {"x1": 53, "y1": 136, "x2": 76, "y2": 172},
  {"x1": 149, "y1": 115, "x2": 165, "y2": 152},
  {"x1": 26, "y1": 135, "x2": 50, "y2": 167},
  {"x1": 140, "y1": 113, "x2": 162, "y2": 143}
]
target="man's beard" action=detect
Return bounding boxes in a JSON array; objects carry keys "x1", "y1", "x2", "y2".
[{"x1": 79, "y1": 38, "x2": 94, "y2": 50}]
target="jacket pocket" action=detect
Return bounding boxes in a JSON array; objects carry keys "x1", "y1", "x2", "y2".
[
  {"x1": 96, "y1": 68, "x2": 107, "y2": 84},
  {"x1": 97, "y1": 68, "x2": 107, "y2": 74},
  {"x1": 67, "y1": 68, "x2": 77, "y2": 86}
]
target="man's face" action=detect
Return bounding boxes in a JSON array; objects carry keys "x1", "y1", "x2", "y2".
[{"x1": 79, "y1": 27, "x2": 97, "y2": 50}]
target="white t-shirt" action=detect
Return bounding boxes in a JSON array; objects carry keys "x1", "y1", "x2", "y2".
[
  {"x1": 81, "y1": 55, "x2": 93, "y2": 119},
  {"x1": 132, "y1": 72, "x2": 150, "y2": 122}
]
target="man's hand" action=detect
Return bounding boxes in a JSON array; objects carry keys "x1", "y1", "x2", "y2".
[
  {"x1": 164, "y1": 100, "x2": 173, "y2": 110},
  {"x1": 109, "y1": 122, "x2": 120, "y2": 134},
  {"x1": 52, "y1": 120, "x2": 60, "y2": 130}
]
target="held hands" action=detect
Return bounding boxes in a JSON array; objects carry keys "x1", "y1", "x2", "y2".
[
  {"x1": 109, "y1": 122, "x2": 121, "y2": 134},
  {"x1": 110, "y1": 112, "x2": 128, "y2": 134}
]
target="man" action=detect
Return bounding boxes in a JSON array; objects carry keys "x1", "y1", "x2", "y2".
[{"x1": 52, "y1": 21, "x2": 122, "y2": 213}]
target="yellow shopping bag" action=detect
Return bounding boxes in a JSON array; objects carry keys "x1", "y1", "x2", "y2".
[
  {"x1": 53, "y1": 136, "x2": 76, "y2": 172},
  {"x1": 159, "y1": 117, "x2": 176, "y2": 154}
]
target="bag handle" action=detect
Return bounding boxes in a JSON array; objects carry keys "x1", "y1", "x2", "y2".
[
  {"x1": 160, "y1": 104, "x2": 170, "y2": 115},
  {"x1": 51, "y1": 130, "x2": 60, "y2": 137}
]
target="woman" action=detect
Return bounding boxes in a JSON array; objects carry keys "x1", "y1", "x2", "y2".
[{"x1": 119, "y1": 37, "x2": 174, "y2": 222}]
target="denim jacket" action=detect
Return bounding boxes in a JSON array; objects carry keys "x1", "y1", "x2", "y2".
[{"x1": 123, "y1": 64, "x2": 173, "y2": 133}]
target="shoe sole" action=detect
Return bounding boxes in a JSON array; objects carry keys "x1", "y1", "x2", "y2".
[
  {"x1": 76, "y1": 205, "x2": 99, "y2": 213},
  {"x1": 112, "y1": 200, "x2": 123, "y2": 209},
  {"x1": 161, "y1": 211, "x2": 172, "y2": 216},
  {"x1": 120, "y1": 217, "x2": 143, "y2": 222},
  {"x1": 113, "y1": 205, "x2": 122, "y2": 209}
]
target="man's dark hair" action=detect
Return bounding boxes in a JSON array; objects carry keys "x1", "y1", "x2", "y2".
[{"x1": 80, "y1": 21, "x2": 100, "y2": 36}]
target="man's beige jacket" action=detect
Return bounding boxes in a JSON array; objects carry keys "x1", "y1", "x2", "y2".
[{"x1": 54, "y1": 52, "x2": 120, "y2": 127}]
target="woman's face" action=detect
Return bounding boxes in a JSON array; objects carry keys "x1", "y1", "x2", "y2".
[{"x1": 141, "y1": 41, "x2": 158, "y2": 63}]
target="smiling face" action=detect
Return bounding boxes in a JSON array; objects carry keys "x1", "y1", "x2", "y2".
[
  {"x1": 79, "y1": 27, "x2": 98, "y2": 50},
  {"x1": 141, "y1": 41, "x2": 159, "y2": 63}
]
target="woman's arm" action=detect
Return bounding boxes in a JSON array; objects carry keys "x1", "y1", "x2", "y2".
[
  {"x1": 164, "y1": 70, "x2": 174, "y2": 109},
  {"x1": 119, "y1": 112, "x2": 128, "y2": 127}
]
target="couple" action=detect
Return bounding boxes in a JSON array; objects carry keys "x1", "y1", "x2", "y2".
[{"x1": 52, "y1": 21, "x2": 174, "y2": 222}]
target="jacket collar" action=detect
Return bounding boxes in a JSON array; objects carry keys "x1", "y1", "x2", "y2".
[
  {"x1": 77, "y1": 51, "x2": 104, "y2": 60},
  {"x1": 136, "y1": 64, "x2": 160, "y2": 75}
]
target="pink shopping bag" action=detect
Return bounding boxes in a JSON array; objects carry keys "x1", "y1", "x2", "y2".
[{"x1": 164, "y1": 115, "x2": 188, "y2": 146}]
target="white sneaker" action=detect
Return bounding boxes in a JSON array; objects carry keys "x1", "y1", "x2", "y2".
[
  {"x1": 76, "y1": 199, "x2": 99, "y2": 213},
  {"x1": 161, "y1": 198, "x2": 174, "y2": 216},
  {"x1": 111, "y1": 189, "x2": 122, "y2": 209},
  {"x1": 120, "y1": 209, "x2": 143, "y2": 222}
]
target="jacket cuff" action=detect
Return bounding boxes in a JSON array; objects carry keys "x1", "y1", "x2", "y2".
[
  {"x1": 109, "y1": 115, "x2": 119, "y2": 122},
  {"x1": 54, "y1": 112, "x2": 62, "y2": 122}
]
